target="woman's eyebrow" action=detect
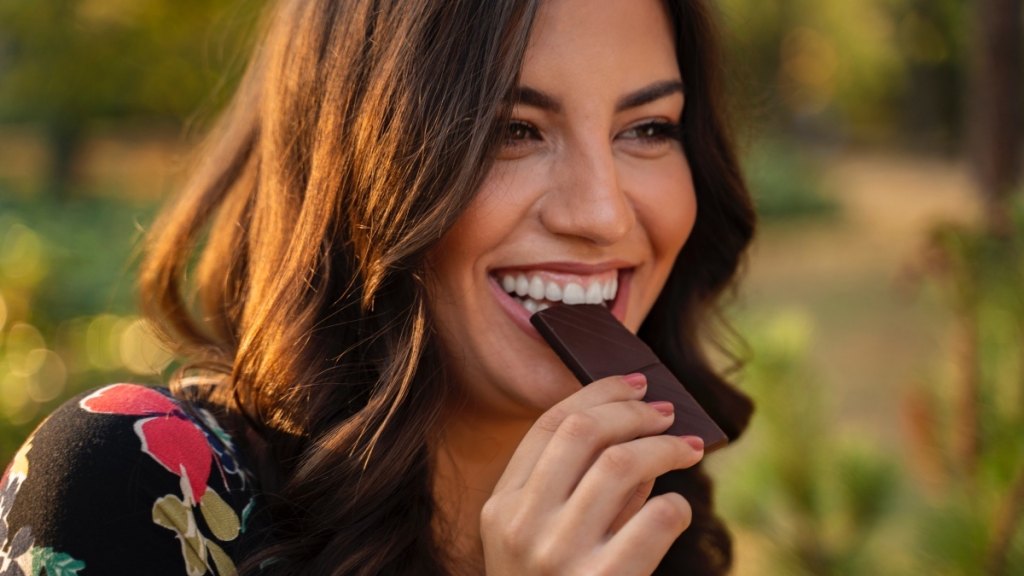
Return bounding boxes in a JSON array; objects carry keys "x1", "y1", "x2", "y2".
[
  {"x1": 615, "y1": 80, "x2": 684, "y2": 112},
  {"x1": 509, "y1": 86, "x2": 562, "y2": 113},
  {"x1": 508, "y1": 80, "x2": 685, "y2": 114}
]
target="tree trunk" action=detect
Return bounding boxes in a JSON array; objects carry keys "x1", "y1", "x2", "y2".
[
  {"x1": 45, "y1": 120, "x2": 82, "y2": 199},
  {"x1": 969, "y1": 0, "x2": 1023, "y2": 237}
]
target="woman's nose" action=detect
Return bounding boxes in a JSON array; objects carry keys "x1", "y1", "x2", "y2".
[{"x1": 538, "y1": 143, "x2": 635, "y2": 246}]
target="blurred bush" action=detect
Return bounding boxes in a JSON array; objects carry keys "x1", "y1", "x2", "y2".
[
  {"x1": 0, "y1": 0, "x2": 266, "y2": 194},
  {"x1": 722, "y1": 200, "x2": 1024, "y2": 574},
  {"x1": 0, "y1": 1, "x2": 268, "y2": 462},
  {"x1": 0, "y1": 196, "x2": 171, "y2": 462},
  {"x1": 906, "y1": 200, "x2": 1024, "y2": 575},
  {"x1": 743, "y1": 137, "x2": 837, "y2": 221},
  {"x1": 720, "y1": 0, "x2": 969, "y2": 148},
  {"x1": 719, "y1": 310, "x2": 905, "y2": 575}
]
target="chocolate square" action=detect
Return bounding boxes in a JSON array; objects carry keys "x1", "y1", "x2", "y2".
[{"x1": 531, "y1": 304, "x2": 727, "y2": 452}]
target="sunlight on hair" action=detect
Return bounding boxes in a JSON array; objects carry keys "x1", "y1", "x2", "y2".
[{"x1": 359, "y1": 299, "x2": 427, "y2": 470}]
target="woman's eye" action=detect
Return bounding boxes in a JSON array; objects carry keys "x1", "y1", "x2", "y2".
[
  {"x1": 498, "y1": 120, "x2": 543, "y2": 158},
  {"x1": 505, "y1": 120, "x2": 540, "y2": 144},
  {"x1": 619, "y1": 121, "x2": 683, "y2": 145}
]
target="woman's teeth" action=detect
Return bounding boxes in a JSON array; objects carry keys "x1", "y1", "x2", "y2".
[{"x1": 497, "y1": 272, "x2": 618, "y2": 313}]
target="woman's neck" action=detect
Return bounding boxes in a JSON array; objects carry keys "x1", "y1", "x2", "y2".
[{"x1": 432, "y1": 406, "x2": 534, "y2": 573}]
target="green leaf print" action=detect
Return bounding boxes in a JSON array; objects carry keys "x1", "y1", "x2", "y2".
[
  {"x1": 152, "y1": 495, "x2": 209, "y2": 576},
  {"x1": 199, "y1": 491, "x2": 240, "y2": 542},
  {"x1": 206, "y1": 541, "x2": 237, "y2": 576},
  {"x1": 30, "y1": 547, "x2": 85, "y2": 576}
]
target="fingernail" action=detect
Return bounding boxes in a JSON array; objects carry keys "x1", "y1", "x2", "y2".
[
  {"x1": 681, "y1": 436, "x2": 704, "y2": 453},
  {"x1": 648, "y1": 401, "x2": 674, "y2": 417},
  {"x1": 623, "y1": 373, "x2": 647, "y2": 390}
]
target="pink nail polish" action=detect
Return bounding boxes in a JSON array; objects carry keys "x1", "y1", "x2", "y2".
[
  {"x1": 623, "y1": 373, "x2": 647, "y2": 389},
  {"x1": 648, "y1": 401, "x2": 674, "y2": 416},
  {"x1": 681, "y1": 436, "x2": 704, "y2": 452}
]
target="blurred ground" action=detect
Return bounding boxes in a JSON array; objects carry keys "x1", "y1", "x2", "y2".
[
  {"x1": 744, "y1": 150, "x2": 980, "y2": 439},
  {"x1": 0, "y1": 127, "x2": 187, "y2": 200}
]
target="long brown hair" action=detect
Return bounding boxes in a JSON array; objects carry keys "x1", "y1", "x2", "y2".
[{"x1": 140, "y1": 1, "x2": 755, "y2": 574}]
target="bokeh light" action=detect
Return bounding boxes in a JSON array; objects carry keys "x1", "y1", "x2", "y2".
[
  {"x1": 120, "y1": 317, "x2": 174, "y2": 375},
  {"x1": 780, "y1": 26, "x2": 840, "y2": 115},
  {"x1": 4, "y1": 322, "x2": 46, "y2": 376},
  {"x1": 0, "y1": 372, "x2": 38, "y2": 425},
  {"x1": 0, "y1": 223, "x2": 47, "y2": 286},
  {"x1": 0, "y1": 292, "x2": 7, "y2": 333},
  {"x1": 85, "y1": 314, "x2": 127, "y2": 371},
  {"x1": 25, "y1": 349, "x2": 67, "y2": 403}
]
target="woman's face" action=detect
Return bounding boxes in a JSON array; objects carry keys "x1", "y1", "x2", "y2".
[{"x1": 429, "y1": 0, "x2": 695, "y2": 419}]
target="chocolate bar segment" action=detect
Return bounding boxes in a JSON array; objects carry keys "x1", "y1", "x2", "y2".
[{"x1": 531, "y1": 304, "x2": 728, "y2": 452}]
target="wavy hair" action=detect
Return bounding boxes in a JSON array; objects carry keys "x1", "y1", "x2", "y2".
[{"x1": 139, "y1": 1, "x2": 755, "y2": 574}]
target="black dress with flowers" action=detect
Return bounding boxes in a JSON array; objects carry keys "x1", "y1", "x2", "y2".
[{"x1": 0, "y1": 384, "x2": 260, "y2": 575}]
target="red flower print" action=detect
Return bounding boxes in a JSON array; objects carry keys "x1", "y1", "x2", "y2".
[
  {"x1": 80, "y1": 385, "x2": 212, "y2": 503},
  {"x1": 79, "y1": 383, "x2": 179, "y2": 416}
]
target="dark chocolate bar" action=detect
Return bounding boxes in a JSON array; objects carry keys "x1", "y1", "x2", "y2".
[{"x1": 531, "y1": 304, "x2": 728, "y2": 452}]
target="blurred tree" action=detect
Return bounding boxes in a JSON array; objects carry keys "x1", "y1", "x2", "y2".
[
  {"x1": 720, "y1": 311, "x2": 904, "y2": 576},
  {"x1": 968, "y1": 0, "x2": 1022, "y2": 237},
  {"x1": 0, "y1": 0, "x2": 265, "y2": 197},
  {"x1": 913, "y1": 212, "x2": 1024, "y2": 576},
  {"x1": 719, "y1": 0, "x2": 912, "y2": 142},
  {"x1": 897, "y1": 3, "x2": 1024, "y2": 574},
  {"x1": 897, "y1": 0, "x2": 968, "y2": 151},
  {"x1": 716, "y1": 0, "x2": 1019, "y2": 153}
]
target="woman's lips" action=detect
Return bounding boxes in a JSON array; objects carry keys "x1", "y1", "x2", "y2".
[
  {"x1": 495, "y1": 269, "x2": 618, "y2": 310},
  {"x1": 488, "y1": 268, "x2": 633, "y2": 340}
]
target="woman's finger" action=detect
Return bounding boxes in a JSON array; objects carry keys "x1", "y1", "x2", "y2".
[
  {"x1": 493, "y1": 373, "x2": 647, "y2": 493},
  {"x1": 555, "y1": 434, "x2": 703, "y2": 545},
  {"x1": 593, "y1": 492, "x2": 693, "y2": 576},
  {"x1": 608, "y1": 479, "x2": 655, "y2": 535},
  {"x1": 519, "y1": 399, "x2": 675, "y2": 505}
]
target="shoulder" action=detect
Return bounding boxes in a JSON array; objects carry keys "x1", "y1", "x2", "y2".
[{"x1": 0, "y1": 383, "x2": 258, "y2": 575}]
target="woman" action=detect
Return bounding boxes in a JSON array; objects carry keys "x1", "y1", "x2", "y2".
[{"x1": 0, "y1": 0, "x2": 754, "y2": 574}]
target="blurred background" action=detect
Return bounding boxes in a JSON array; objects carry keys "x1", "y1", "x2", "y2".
[{"x1": 0, "y1": 0, "x2": 1021, "y2": 573}]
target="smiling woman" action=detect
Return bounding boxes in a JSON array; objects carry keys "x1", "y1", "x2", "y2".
[
  {"x1": 430, "y1": 0, "x2": 696, "y2": 421},
  {"x1": 0, "y1": 0, "x2": 754, "y2": 575}
]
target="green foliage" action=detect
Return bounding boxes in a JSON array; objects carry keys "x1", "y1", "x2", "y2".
[
  {"x1": 0, "y1": 193, "x2": 164, "y2": 463},
  {"x1": 718, "y1": 0, "x2": 970, "y2": 144},
  {"x1": 742, "y1": 137, "x2": 837, "y2": 221},
  {"x1": 908, "y1": 206, "x2": 1024, "y2": 575},
  {"x1": 916, "y1": 501, "x2": 1003, "y2": 576},
  {"x1": 0, "y1": 0, "x2": 265, "y2": 125},
  {"x1": 721, "y1": 201, "x2": 1024, "y2": 574},
  {"x1": 0, "y1": 0, "x2": 267, "y2": 193},
  {"x1": 720, "y1": 310, "x2": 904, "y2": 576}
]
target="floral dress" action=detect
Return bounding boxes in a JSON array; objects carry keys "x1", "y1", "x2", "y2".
[{"x1": 0, "y1": 384, "x2": 261, "y2": 575}]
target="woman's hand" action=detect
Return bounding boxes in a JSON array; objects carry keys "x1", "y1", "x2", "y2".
[{"x1": 480, "y1": 374, "x2": 705, "y2": 576}]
